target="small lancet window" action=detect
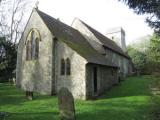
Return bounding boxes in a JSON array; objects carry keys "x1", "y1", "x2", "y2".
[
  {"x1": 31, "y1": 31, "x2": 35, "y2": 59},
  {"x1": 26, "y1": 40, "x2": 32, "y2": 60},
  {"x1": 61, "y1": 59, "x2": 65, "y2": 75},
  {"x1": 35, "y1": 37, "x2": 39, "y2": 59},
  {"x1": 26, "y1": 41, "x2": 28, "y2": 60},
  {"x1": 26, "y1": 41, "x2": 29, "y2": 60},
  {"x1": 66, "y1": 58, "x2": 71, "y2": 75}
]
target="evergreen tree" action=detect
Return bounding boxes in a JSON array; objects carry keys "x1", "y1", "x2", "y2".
[
  {"x1": 0, "y1": 37, "x2": 17, "y2": 82},
  {"x1": 119, "y1": 0, "x2": 160, "y2": 35}
]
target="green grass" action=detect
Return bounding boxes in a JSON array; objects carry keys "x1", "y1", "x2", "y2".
[
  {"x1": 0, "y1": 76, "x2": 156, "y2": 120},
  {"x1": 149, "y1": 75, "x2": 160, "y2": 120}
]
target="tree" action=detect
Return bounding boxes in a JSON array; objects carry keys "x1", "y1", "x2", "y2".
[
  {"x1": 147, "y1": 33, "x2": 160, "y2": 72},
  {"x1": 127, "y1": 45, "x2": 149, "y2": 74},
  {"x1": 119, "y1": 0, "x2": 160, "y2": 35},
  {"x1": 127, "y1": 33, "x2": 160, "y2": 74},
  {"x1": 0, "y1": 0, "x2": 32, "y2": 43},
  {"x1": 0, "y1": 37, "x2": 17, "y2": 82},
  {"x1": 149, "y1": 33, "x2": 160, "y2": 62}
]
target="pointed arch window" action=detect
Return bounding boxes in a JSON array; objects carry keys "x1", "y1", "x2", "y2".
[
  {"x1": 26, "y1": 29, "x2": 40, "y2": 61},
  {"x1": 66, "y1": 58, "x2": 71, "y2": 75},
  {"x1": 35, "y1": 37, "x2": 39, "y2": 59},
  {"x1": 61, "y1": 59, "x2": 65, "y2": 75},
  {"x1": 26, "y1": 40, "x2": 31, "y2": 60},
  {"x1": 31, "y1": 31, "x2": 35, "y2": 59}
]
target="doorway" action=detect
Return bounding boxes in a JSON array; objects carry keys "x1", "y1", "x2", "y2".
[{"x1": 93, "y1": 67, "x2": 98, "y2": 94}]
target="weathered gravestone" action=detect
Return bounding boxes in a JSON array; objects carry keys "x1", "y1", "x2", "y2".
[
  {"x1": 58, "y1": 87, "x2": 76, "y2": 120},
  {"x1": 0, "y1": 112, "x2": 9, "y2": 120},
  {"x1": 26, "y1": 91, "x2": 33, "y2": 100}
]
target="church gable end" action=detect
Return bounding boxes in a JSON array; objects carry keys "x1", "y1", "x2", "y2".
[{"x1": 16, "y1": 8, "x2": 53, "y2": 94}]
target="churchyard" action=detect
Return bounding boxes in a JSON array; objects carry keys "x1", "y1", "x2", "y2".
[{"x1": 0, "y1": 75, "x2": 160, "y2": 120}]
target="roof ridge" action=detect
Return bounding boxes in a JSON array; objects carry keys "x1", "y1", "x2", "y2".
[
  {"x1": 76, "y1": 19, "x2": 130, "y2": 58},
  {"x1": 36, "y1": 9, "x2": 117, "y2": 67},
  {"x1": 37, "y1": 9, "x2": 86, "y2": 37}
]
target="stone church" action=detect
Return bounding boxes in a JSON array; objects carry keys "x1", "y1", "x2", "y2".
[{"x1": 16, "y1": 8, "x2": 132, "y2": 100}]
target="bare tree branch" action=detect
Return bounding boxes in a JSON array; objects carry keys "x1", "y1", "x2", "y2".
[{"x1": 0, "y1": 0, "x2": 33, "y2": 43}]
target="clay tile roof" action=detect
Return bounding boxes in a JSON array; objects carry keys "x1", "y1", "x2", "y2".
[{"x1": 37, "y1": 9, "x2": 117, "y2": 67}]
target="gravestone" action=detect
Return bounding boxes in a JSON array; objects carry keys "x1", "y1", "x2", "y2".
[
  {"x1": 0, "y1": 112, "x2": 9, "y2": 120},
  {"x1": 26, "y1": 91, "x2": 33, "y2": 100},
  {"x1": 58, "y1": 87, "x2": 76, "y2": 120}
]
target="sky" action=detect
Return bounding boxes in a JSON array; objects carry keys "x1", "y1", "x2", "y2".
[{"x1": 32, "y1": 0, "x2": 153, "y2": 45}]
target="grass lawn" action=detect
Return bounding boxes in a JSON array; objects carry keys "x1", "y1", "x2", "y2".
[{"x1": 0, "y1": 76, "x2": 158, "y2": 120}]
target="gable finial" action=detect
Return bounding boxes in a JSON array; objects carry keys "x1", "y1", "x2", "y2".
[{"x1": 35, "y1": 0, "x2": 39, "y2": 10}]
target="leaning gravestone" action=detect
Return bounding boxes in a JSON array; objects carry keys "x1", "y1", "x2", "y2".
[{"x1": 58, "y1": 87, "x2": 76, "y2": 120}]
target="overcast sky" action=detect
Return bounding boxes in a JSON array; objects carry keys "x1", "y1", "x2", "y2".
[{"x1": 33, "y1": 0, "x2": 153, "y2": 45}]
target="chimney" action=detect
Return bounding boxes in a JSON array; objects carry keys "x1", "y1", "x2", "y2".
[{"x1": 106, "y1": 27, "x2": 127, "y2": 52}]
